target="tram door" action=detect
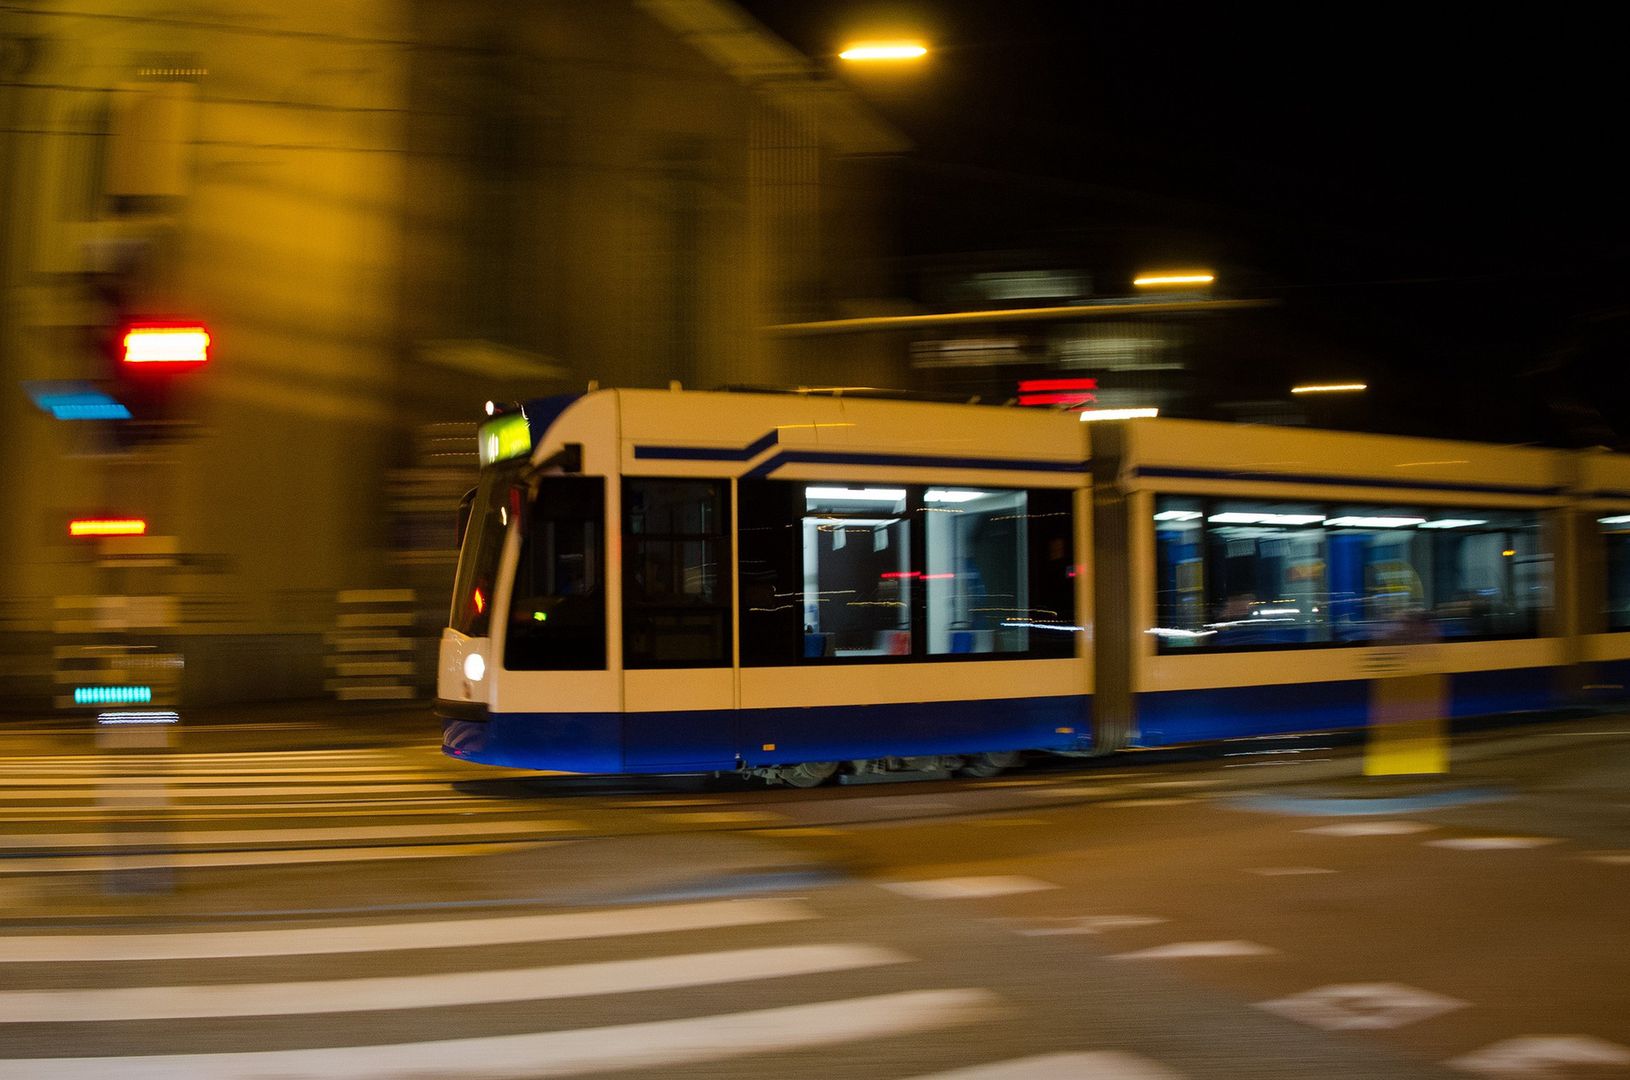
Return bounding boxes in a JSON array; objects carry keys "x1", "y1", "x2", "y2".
[{"x1": 619, "y1": 478, "x2": 737, "y2": 771}]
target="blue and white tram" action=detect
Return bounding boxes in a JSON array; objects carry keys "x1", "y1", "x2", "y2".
[
  {"x1": 438, "y1": 389, "x2": 1092, "y2": 783},
  {"x1": 437, "y1": 387, "x2": 1630, "y2": 781}
]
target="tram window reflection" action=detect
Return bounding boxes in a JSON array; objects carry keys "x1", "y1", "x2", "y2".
[
  {"x1": 1602, "y1": 514, "x2": 1630, "y2": 631},
  {"x1": 803, "y1": 486, "x2": 913, "y2": 658},
  {"x1": 1151, "y1": 496, "x2": 1547, "y2": 653},
  {"x1": 622, "y1": 479, "x2": 730, "y2": 668},
  {"x1": 504, "y1": 477, "x2": 606, "y2": 671}
]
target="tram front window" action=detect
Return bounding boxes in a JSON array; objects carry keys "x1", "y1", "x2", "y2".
[
  {"x1": 449, "y1": 463, "x2": 522, "y2": 637},
  {"x1": 505, "y1": 476, "x2": 607, "y2": 671}
]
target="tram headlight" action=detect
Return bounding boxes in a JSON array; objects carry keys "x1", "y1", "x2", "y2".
[{"x1": 463, "y1": 652, "x2": 486, "y2": 682}]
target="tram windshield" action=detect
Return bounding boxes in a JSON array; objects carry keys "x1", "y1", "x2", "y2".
[{"x1": 449, "y1": 463, "x2": 522, "y2": 636}]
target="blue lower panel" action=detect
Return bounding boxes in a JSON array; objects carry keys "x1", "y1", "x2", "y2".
[
  {"x1": 1135, "y1": 666, "x2": 1564, "y2": 747},
  {"x1": 443, "y1": 712, "x2": 624, "y2": 773},
  {"x1": 443, "y1": 694, "x2": 1092, "y2": 774},
  {"x1": 735, "y1": 695, "x2": 1089, "y2": 768},
  {"x1": 1446, "y1": 666, "x2": 1556, "y2": 717},
  {"x1": 1135, "y1": 681, "x2": 1371, "y2": 747}
]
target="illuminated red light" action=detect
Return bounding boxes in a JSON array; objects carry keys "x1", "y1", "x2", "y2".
[
  {"x1": 1018, "y1": 378, "x2": 1098, "y2": 408},
  {"x1": 473, "y1": 588, "x2": 486, "y2": 614},
  {"x1": 1019, "y1": 378, "x2": 1098, "y2": 393},
  {"x1": 122, "y1": 323, "x2": 211, "y2": 369},
  {"x1": 69, "y1": 518, "x2": 148, "y2": 538}
]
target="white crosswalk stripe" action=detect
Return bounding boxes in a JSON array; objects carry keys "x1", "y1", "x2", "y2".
[
  {"x1": 0, "y1": 891, "x2": 1016, "y2": 1080},
  {"x1": 0, "y1": 897, "x2": 812, "y2": 961},
  {"x1": 0, "y1": 943, "x2": 909, "y2": 1022},
  {"x1": 0, "y1": 989, "x2": 1003, "y2": 1080}
]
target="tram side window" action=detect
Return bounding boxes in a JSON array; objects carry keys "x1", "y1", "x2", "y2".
[
  {"x1": 738, "y1": 480, "x2": 807, "y2": 666},
  {"x1": 623, "y1": 479, "x2": 731, "y2": 667},
  {"x1": 504, "y1": 477, "x2": 606, "y2": 671},
  {"x1": 1205, "y1": 500, "x2": 1330, "y2": 648},
  {"x1": 1600, "y1": 514, "x2": 1630, "y2": 631},
  {"x1": 801, "y1": 484, "x2": 914, "y2": 659},
  {"x1": 1151, "y1": 496, "x2": 1548, "y2": 652},
  {"x1": 924, "y1": 487, "x2": 1076, "y2": 658},
  {"x1": 739, "y1": 480, "x2": 1076, "y2": 665}
]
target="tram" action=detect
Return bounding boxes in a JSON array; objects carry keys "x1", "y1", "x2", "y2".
[{"x1": 436, "y1": 387, "x2": 1630, "y2": 782}]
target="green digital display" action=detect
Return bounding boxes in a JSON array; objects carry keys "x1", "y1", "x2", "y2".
[{"x1": 478, "y1": 412, "x2": 531, "y2": 467}]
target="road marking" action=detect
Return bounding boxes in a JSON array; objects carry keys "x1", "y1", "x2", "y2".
[
  {"x1": 0, "y1": 897, "x2": 812, "y2": 962},
  {"x1": 0, "y1": 842, "x2": 556, "y2": 875},
  {"x1": 1257, "y1": 982, "x2": 1466, "y2": 1030},
  {"x1": 1007, "y1": 915, "x2": 1167, "y2": 936},
  {"x1": 1097, "y1": 798, "x2": 1192, "y2": 807},
  {"x1": 0, "y1": 802, "x2": 558, "y2": 823},
  {"x1": 1134, "y1": 779, "x2": 1224, "y2": 789},
  {"x1": 1018, "y1": 788, "x2": 1113, "y2": 799},
  {"x1": 0, "y1": 775, "x2": 459, "y2": 788},
  {"x1": 1110, "y1": 940, "x2": 1276, "y2": 960},
  {"x1": 2, "y1": 820, "x2": 576, "y2": 849},
  {"x1": 752, "y1": 826, "x2": 847, "y2": 837},
  {"x1": 971, "y1": 817, "x2": 1047, "y2": 827},
  {"x1": 1448, "y1": 1036, "x2": 1630, "y2": 1077},
  {"x1": 667, "y1": 810, "x2": 784, "y2": 824},
  {"x1": 0, "y1": 943, "x2": 906, "y2": 1022},
  {"x1": 1425, "y1": 837, "x2": 1562, "y2": 851},
  {"x1": 1247, "y1": 867, "x2": 1337, "y2": 876},
  {"x1": 1302, "y1": 821, "x2": 1434, "y2": 836},
  {"x1": 909, "y1": 1051, "x2": 1187, "y2": 1078},
  {"x1": 0, "y1": 988, "x2": 1000, "y2": 1080},
  {"x1": 883, "y1": 876, "x2": 1057, "y2": 900},
  {"x1": 1581, "y1": 852, "x2": 1630, "y2": 864},
  {"x1": 0, "y1": 783, "x2": 462, "y2": 796},
  {"x1": 615, "y1": 798, "x2": 731, "y2": 807}
]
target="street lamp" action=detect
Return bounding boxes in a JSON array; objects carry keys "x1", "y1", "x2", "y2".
[
  {"x1": 1133, "y1": 271, "x2": 1215, "y2": 288},
  {"x1": 1290, "y1": 382, "x2": 1368, "y2": 394},
  {"x1": 838, "y1": 41, "x2": 929, "y2": 62}
]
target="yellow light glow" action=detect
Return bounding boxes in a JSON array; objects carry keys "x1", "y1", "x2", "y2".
[
  {"x1": 1290, "y1": 383, "x2": 1368, "y2": 394},
  {"x1": 1133, "y1": 272, "x2": 1215, "y2": 287},
  {"x1": 69, "y1": 518, "x2": 148, "y2": 537},
  {"x1": 839, "y1": 42, "x2": 928, "y2": 61}
]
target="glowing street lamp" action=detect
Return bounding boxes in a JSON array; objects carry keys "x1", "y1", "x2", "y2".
[
  {"x1": 1290, "y1": 382, "x2": 1368, "y2": 394},
  {"x1": 839, "y1": 41, "x2": 929, "y2": 62},
  {"x1": 1133, "y1": 271, "x2": 1215, "y2": 288}
]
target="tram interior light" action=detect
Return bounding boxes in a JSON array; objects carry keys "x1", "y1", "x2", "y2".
[
  {"x1": 1598, "y1": 515, "x2": 1630, "y2": 525},
  {"x1": 1325, "y1": 516, "x2": 1427, "y2": 528},
  {"x1": 1208, "y1": 512, "x2": 1325, "y2": 525},
  {"x1": 1420, "y1": 519, "x2": 1489, "y2": 529},
  {"x1": 805, "y1": 487, "x2": 907, "y2": 502},
  {"x1": 924, "y1": 490, "x2": 984, "y2": 503},
  {"x1": 1154, "y1": 510, "x2": 1203, "y2": 521}
]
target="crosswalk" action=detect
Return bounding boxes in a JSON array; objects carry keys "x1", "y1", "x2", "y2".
[
  {"x1": 0, "y1": 893, "x2": 1181, "y2": 1080},
  {"x1": 0, "y1": 746, "x2": 582, "y2": 871}
]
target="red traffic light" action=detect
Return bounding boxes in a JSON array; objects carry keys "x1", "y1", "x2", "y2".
[{"x1": 121, "y1": 322, "x2": 210, "y2": 372}]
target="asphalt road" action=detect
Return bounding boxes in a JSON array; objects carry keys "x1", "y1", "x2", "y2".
[{"x1": 0, "y1": 709, "x2": 1626, "y2": 1079}]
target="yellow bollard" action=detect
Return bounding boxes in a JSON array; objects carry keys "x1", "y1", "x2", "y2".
[{"x1": 1366, "y1": 671, "x2": 1448, "y2": 776}]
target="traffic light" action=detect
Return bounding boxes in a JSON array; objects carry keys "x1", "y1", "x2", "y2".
[
  {"x1": 120, "y1": 322, "x2": 210, "y2": 372},
  {"x1": 107, "y1": 319, "x2": 211, "y2": 437}
]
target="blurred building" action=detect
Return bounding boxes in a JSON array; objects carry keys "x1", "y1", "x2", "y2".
[{"x1": 0, "y1": 0, "x2": 906, "y2": 707}]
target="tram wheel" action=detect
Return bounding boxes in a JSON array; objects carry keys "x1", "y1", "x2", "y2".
[
  {"x1": 778, "y1": 761, "x2": 839, "y2": 788},
  {"x1": 956, "y1": 752, "x2": 1022, "y2": 778}
]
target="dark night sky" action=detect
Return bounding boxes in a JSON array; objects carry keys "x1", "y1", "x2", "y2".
[{"x1": 736, "y1": 2, "x2": 1630, "y2": 445}]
